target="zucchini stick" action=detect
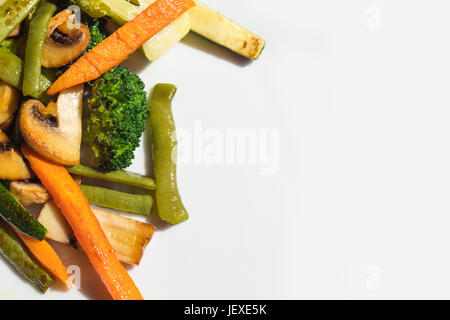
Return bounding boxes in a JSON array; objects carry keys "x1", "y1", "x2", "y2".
[
  {"x1": 0, "y1": 218, "x2": 53, "y2": 293},
  {"x1": 67, "y1": 164, "x2": 156, "y2": 190},
  {"x1": 0, "y1": 183, "x2": 47, "y2": 240},
  {"x1": 22, "y1": 1, "x2": 57, "y2": 97},
  {"x1": 79, "y1": 184, "x2": 153, "y2": 216}
]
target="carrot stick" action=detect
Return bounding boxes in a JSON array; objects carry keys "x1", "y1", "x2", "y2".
[
  {"x1": 13, "y1": 229, "x2": 71, "y2": 288},
  {"x1": 47, "y1": 0, "x2": 195, "y2": 95},
  {"x1": 21, "y1": 145, "x2": 143, "y2": 300}
]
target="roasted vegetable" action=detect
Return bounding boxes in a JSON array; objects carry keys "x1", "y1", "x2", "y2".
[
  {"x1": 0, "y1": 0, "x2": 41, "y2": 43},
  {"x1": 189, "y1": 1, "x2": 265, "y2": 60},
  {"x1": 22, "y1": 145, "x2": 143, "y2": 300},
  {"x1": 0, "y1": 129, "x2": 30, "y2": 180},
  {"x1": 41, "y1": 10, "x2": 91, "y2": 68},
  {"x1": 0, "y1": 218, "x2": 53, "y2": 293},
  {"x1": 0, "y1": 182, "x2": 47, "y2": 240},
  {"x1": 39, "y1": 201, "x2": 156, "y2": 265},
  {"x1": 13, "y1": 228, "x2": 71, "y2": 288},
  {"x1": 71, "y1": 0, "x2": 191, "y2": 61},
  {"x1": 20, "y1": 85, "x2": 83, "y2": 165},
  {"x1": 148, "y1": 84, "x2": 188, "y2": 224},
  {"x1": 9, "y1": 181, "x2": 49, "y2": 206},
  {"x1": 22, "y1": 1, "x2": 57, "y2": 97},
  {"x1": 83, "y1": 65, "x2": 148, "y2": 171},
  {"x1": 0, "y1": 80, "x2": 20, "y2": 131},
  {"x1": 67, "y1": 164, "x2": 156, "y2": 190},
  {"x1": 80, "y1": 184, "x2": 153, "y2": 216},
  {"x1": 47, "y1": 0, "x2": 195, "y2": 95},
  {"x1": 0, "y1": 48, "x2": 52, "y2": 99}
]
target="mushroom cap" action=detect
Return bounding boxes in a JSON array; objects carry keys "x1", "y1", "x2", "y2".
[
  {"x1": 20, "y1": 85, "x2": 84, "y2": 166},
  {"x1": 41, "y1": 12, "x2": 91, "y2": 69}
]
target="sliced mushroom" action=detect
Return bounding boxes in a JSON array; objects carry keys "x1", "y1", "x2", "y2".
[
  {"x1": 20, "y1": 84, "x2": 84, "y2": 166},
  {"x1": 0, "y1": 130, "x2": 31, "y2": 180},
  {"x1": 10, "y1": 181, "x2": 50, "y2": 206},
  {"x1": 0, "y1": 80, "x2": 20, "y2": 128},
  {"x1": 41, "y1": 11, "x2": 91, "y2": 68}
]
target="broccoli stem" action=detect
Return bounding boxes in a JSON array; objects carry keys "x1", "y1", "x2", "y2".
[
  {"x1": 79, "y1": 184, "x2": 153, "y2": 216},
  {"x1": 68, "y1": 164, "x2": 156, "y2": 190}
]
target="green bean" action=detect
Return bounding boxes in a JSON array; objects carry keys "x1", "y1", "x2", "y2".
[
  {"x1": 148, "y1": 83, "x2": 188, "y2": 225},
  {"x1": 0, "y1": 47, "x2": 51, "y2": 98},
  {"x1": 0, "y1": 0, "x2": 41, "y2": 43},
  {"x1": 0, "y1": 219, "x2": 53, "y2": 293},
  {"x1": 79, "y1": 184, "x2": 153, "y2": 216},
  {"x1": 22, "y1": 1, "x2": 56, "y2": 97},
  {"x1": 67, "y1": 164, "x2": 156, "y2": 190}
]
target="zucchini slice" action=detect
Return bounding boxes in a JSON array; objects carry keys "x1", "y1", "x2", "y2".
[
  {"x1": 189, "y1": 1, "x2": 265, "y2": 60},
  {"x1": 0, "y1": 218, "x2": 53, "y2": 293}
]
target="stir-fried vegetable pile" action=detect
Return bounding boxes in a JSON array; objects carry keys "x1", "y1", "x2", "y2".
[{"x1": 0, "y1": 0, "x2": 264, "y2": 300}]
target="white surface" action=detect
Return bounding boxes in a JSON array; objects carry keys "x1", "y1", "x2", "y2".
[{"x1": 2, "y1": 0, "x2": 450, "y2": 299}]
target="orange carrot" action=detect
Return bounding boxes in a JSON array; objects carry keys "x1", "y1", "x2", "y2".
[
  {"x1": 13, "y1": 229, "x2": 71, "y2": 288},
  {"x1": 21, "y1": 145, "x2": 143, "y2": 300},
  {"x1": 47, "y1": 0, "x2": 195, "y2": 95}
]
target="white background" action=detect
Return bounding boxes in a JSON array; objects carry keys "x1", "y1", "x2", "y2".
[{"x1": 2, "y1": 0, "x2": 450, "y2": 299}]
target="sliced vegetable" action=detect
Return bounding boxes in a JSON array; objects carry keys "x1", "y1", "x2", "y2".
[
  {"x1": 0, "y1": 129, "x2": 30, "y2": 180},
  {"x1": 13, "y1": 229, "x2": 71, "y2": 288},
  {"x1": 105, "y1": 0, "x2": 191, "y2": 61},
  {"x1": 0, "y1": 80, "x2": 20, "y2": 127},
  {"x1": 148, "y1": 84, "x2": 188, "y2": 224},
  {"x1": 47, "y1": 0, "x2": 196, "y2": 95},
  {"x1": 41, "y1": 10, "x2": 91, "y2": 68},
  {"x1": 141, "y1": 10, "x2": 191, "y2": 61},
  {"x1": 67, "y1": 164, "x2": 156, "y2": 190},
  {"x1": 0, "y1": 0, "x2": 41, "y2": 43},
  {"x1": 0, "y1": 47, "x2": 52, "y2": 99},
  {"x1": 9, "y1": 181, "x2": 49, "y2": 206},
  {"x1": 22, "y1": 145, "x2": 143, "y2": 300},
  {"x1": 39, "y1": 201, "x2": 156, "y2": 265},
  {"x1": 0, "y1": 218, "x2": 53, "y2": 293},
  {"x1": 20, "y1": 84, "x2": 83, "y2": 165},
  {"x1": 0, "y1": 182, "x2": 47, "y2": 240},
  {"x1": 80, "y1": 184, "x2": 153, "y2": 216},
  {"x1": 22, "y1": 1, "x2": 57, "y2": 97},
  {"x1": 189, "y1": 1, "x2": 265, "y2": 60}
]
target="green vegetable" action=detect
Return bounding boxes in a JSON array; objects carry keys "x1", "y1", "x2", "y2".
[
  {"x1": 0, "y1": 47, "x2": 51, "y2": 99},
  {"x1": 70, "y1": 0, "x2": 150, "y2": 22},
  {"x1": 0, "y1": 219, "x2": 53, "y2": 293},
  {"x1": 0, "y1": 0, "x2": 41, "y2": 43},
  {"x1": 22, "y1": 1, "x2": 57, "y2": 97},
  {"x1": 84, "y1": 65, "x2": 148, "y2": 171},
  {"x1": 67, "y1": 164, "x2": 156, "y2": 190},
  {"x1": 79, "y1": 184, "x2": 153, "y2": 216},
  {"x1": 0, "y1": 36, "x2": 25, "y2": 55},
  {"x1": 148, "y1": 84, "x2": 188, "y2": 225},
  {"x1": 0, "y1": 183, "x2": 47, "y2": 240}
]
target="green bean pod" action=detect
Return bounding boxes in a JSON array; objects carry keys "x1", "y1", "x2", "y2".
[
  {"x1": 79, "y1": 184, "x2": 153, "y2": 216},
  {"x1": 148, "y1": 83, "x2": 189, "y2": 225},
  {"x1": 67, "y1": 164, "x2": 156, "y2": 191},
  {"x1": 0, "y1": 0, "x2": 41, "y2": 43},
  {"x1": 22, "y1": 1, "x2": 56, "y2": 97},
  {"x1": 0, "y1": 219, "x2": 53, "y2": 293},
  {"x1": 0, "y1": 47, "x2": 51, "y2": 99}
]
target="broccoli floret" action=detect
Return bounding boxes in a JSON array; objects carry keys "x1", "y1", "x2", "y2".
[{"x1": 84, "y1": 65, "x2": 149, "y2": 170}]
